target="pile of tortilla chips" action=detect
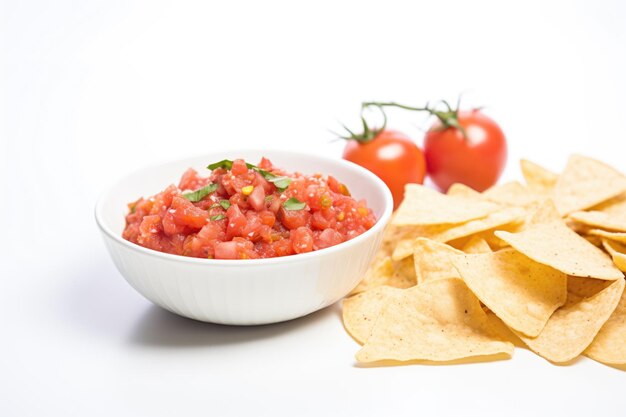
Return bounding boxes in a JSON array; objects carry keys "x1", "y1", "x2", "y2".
[{"x1": 343, "y1": 154, "x2": 626, "y2": 366}]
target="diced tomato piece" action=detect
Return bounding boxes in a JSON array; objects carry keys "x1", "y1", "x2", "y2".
[
  {"x1": 314, "y1": 228, "x2": 344, "y2": 250},
  {"x1": 214, "y1": 241, "x2": 238, "y2": 259},
  {"x1": 178, "y1": 168, "x2": 206, "y2": 191},
  {"x1": 278, "y1": 206, "x2": 311, "y2": 230},
  {"x1": 162, "y1": 211, "x2": 187, "y2": 235},
  {"x1": 231, "y1": 159, "x2": 248, "y2": 175},
  {"x1": 272, "y1": 238, "x2": 293, "y2": 257},
  {"x1": 258, "y1": 210, "x2": 275, "y2": 227},
  {"x1": 170, "y1": 196, "x2": 209, "y2": 229},
  {"x1": 291, "y1": 227, "x2": 314, "y2": 254},
  {"x1": 247, "y1": 185, "x2": 266, "y2": 211},
  {"x1": 226, "y1": 204, "x2": 247, "y2": 239}
]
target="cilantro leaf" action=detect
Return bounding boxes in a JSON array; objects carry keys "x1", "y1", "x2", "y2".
[
  {"x1": 182, "y1": 183, "x2": 218, "y2": 202},
  {"x1": 207, "y1": 159, "x2": 291, "y2": 192},
  {"x1": 267, "y1": 176, "x2": 291, "y2": 192},
  {"x1": 210, "y1": 214, "x2": 226, "y2": 221},
  {"x1": 283, "y1": 197, "x2": 306, "y2": 211}
]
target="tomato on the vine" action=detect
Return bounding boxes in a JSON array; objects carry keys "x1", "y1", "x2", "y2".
[
  {"x1": 339, "y1": 110, "x2": 426, "y2": 209},
  {"x1": 363, "y1": 101, "x2": 507, "y2": 192},
  {"x1": 424, "y1": 109, "x2": 507, "y2": 192}
]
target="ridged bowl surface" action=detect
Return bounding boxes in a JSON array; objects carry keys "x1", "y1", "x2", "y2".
[{"x1": 95, "y1": 150, "x2": 393, "y2": 325}]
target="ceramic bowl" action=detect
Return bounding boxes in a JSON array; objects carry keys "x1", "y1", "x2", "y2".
[{"x1": 95, "y1": 150, "x2": 393, "y2": 325}]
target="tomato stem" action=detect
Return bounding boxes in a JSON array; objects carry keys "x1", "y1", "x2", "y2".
[
  {"x1": 335, "y1": 105, "x2": 388, "y2": 143},
  {"x1": 362, "y1": 100, "x2": 467, "y2": 139}
]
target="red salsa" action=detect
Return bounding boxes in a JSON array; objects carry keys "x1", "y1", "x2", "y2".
[{"x1": 122, "y1": 158, "x2": 377, "y2": 259}]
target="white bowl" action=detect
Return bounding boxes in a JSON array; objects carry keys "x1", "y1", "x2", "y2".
[{"x1": 95, "y1": 150, "x2": 393, "y2": 325}]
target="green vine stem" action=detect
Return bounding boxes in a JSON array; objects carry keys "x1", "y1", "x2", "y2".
[
  {"x1": 336, "y1": 105, "x2": 388, "y2": 143},
  {"x1": 362, "y1": 100, "x2": 467, "y2": 138}
]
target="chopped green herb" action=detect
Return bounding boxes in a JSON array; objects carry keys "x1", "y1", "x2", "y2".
[
  {"x1": 283, "y1": 197, "x2": 306, "y2": 211},
  {"x1": 219, "y1": 200, "x2": 231, "y2": 210},
  {"x1": 265, "y1": 195, "x2": 274, "y2": 203},
  {"x1": 207, "y1": 159, "x2": 291, "y2": 191},
  {"x1": 210, "y1": 214, "x2": 226, "y2": 221},
  {"x1": 182, "y1": 183, "x2": 218, "y2": 202},
  {"x1": 207, "y1": 160, "x2": 233, "y2": 171},
  {"x1": 268, "y1": 176, "x2": 291, "y2": 192}
]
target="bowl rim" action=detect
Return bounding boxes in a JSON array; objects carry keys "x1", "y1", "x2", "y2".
[{"x1": 95, "y1": 149, "x2": 393, "y2": 267}]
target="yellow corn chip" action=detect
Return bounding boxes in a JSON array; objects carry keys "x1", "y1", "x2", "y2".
[
  {"x1": 450, "y1": 249, "x2": 567, "y2": 337},
  {"x1": 551, "y1": 154, "x2": 626, "y2": 216},
  {"x1": 461, "y1": 236, "x2": 492, "y2": 254},
  {"x1": 428, "y1": 206, "x2": 526, "y2": 243},
  {"x1": 568, "y1": 194, "x2": 626, "y2": 232},
  {"x1": 494, "y1": 202, "x2": 623, "y2": 280},
  {"x1": 512, "y1": 277, "x2": 624, "y2": 363},
  {"x1": 393, "y1": 184, "x2": 500, "y2": 226},
  {"x1": 585, "y1": 280, "x2": 626, "y2": 365},
  {"x1": 355, "y1": 279, "x2": 514, "y2": 363},
  {"x1": 350, "y1": 256, "x2": 395, "y2": 295},
  {"x1": 446, "y1": 183, "x2": 481, "y2": 197},
  {"x1": 412, "y1": 238, "x2": 463, "y2": 284},
  {"x1": 588, "y1": 229, "x2": 626, "y2": 244},
  {"x1": 601, "y1": 239, "x2": 626, "y2": 272},
  {"x1": 343, "y1": 286, "x2": 404, "y2": 345},
  {"x1": 482, "y1": 181, "x2": 544, "y2": 207},
  {"x1": 391, "y1": 256, "x2": 418, "y2": 287},
  {"x1": 520, "y1": 159, "x2": 558, "y2": 193}
]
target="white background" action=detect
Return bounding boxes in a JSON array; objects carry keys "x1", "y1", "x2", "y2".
[{"x1": 2, "y1": 1, "x2": 626, "y2": 416}]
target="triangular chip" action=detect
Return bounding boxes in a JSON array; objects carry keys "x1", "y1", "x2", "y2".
[
  {"x1": 585, "y1": 281, "x2": 626, "y2": 365},
  {"x1": 393, "y1": 184, "x2": 500, "y2": 226},
  {"x1": 350, "y1": 256, "x2": 394, "y2": 295},
  {"x1": 355, "y1": 279, "x2": 514, "y2": 363},
  {"x1": 551, "y1": 154, "x2": 626, "y2": 216},
  {"x1": 446, "y1": 183, "x2": 481, "y2": 197},
  {"x1": 512, "y1": 277, "x2": 624, "y2": 363},
  {"x1": 343, "y1": 286, "x2": 404, "y2": 345},
  {"x1": 588, "y1": 229, "x2": 626, "y2": 244},
  {"x1": 450, "y1": 249, "x2": 567, "y2": 337},
  {"x1": 482, "y1": 181, "x2": 543, "y2": 207},
  {"x1": 601, "y1": 239, "x2": 626, "y2": 272},
  {"x1": 461, "y1": 236, "x2": 492, "y2": 254},
  {"x1": 428, "y1": 206, "x2": 525, "y2": 243},
  {"x1": 568, "y1": 193, "x2": 626, "y2": 232},
  {"x1": 494, "y1": 202, "x2": 623, "y2": 280},
  {"x1": 412, "y1": 238, "x2": 463, "y2": 284},
  {"x1": 520, "y1": 159, "x2": 558, "y2": 193}
]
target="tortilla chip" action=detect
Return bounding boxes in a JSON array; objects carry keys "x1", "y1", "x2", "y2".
[
  {"x1": 391, "y1": 256, "x2": 418, "y2": 288},
  {"x1": 512, "y1": 277, "x2": 624, "y2": 363},
  {"x1": 428, "y1": 206, "x2": 526, "y2": 243},
  {"x1": 494, "y1": 202, "x2": 623, "y2": 280},
  {"x1": 568, "y1": 194, "x2": 626, "y2": 232},
  {"x1": 350, "y1": 256, "x2": 395, "y2": 295},
  {"x1": 601, "y1": 239, "x2": 626, "y2": 273},
  {"x1": 482, "y1": 181, "x2": 543, "y2": 207},
  {"x1": 446, "y1": 183, "x2": 481, "y2": 197},
  {"x1": 412, "y1": 238, "x2": 463, "y2": 284},
  {"x1": 520, "y1": 159, "x2": 558, "y2": 193},
  {"x1": 551, "y1": 154, "x2": 626, "y2": 216},
  {"x1": 343, "y1": 286, "x2": 404, "y2": 345},
  {"x1": 588, "y1": 229, "x2": 626, "y2": 244},
  {"x1": 393, "y1": 184, "x2": 500, "y2": 226},
  {"x1": 461, "y1": 236, "x2": 492, "y2": 254},
  {"x1": 450, "y1": 249, "x2": 567, "y2": 337},
  {"x1": 355, "y1": 279, "x2": 514, "y2": 363},
  {"x1": 585, "y1": 281, "x2": 626, "y2": 365}
]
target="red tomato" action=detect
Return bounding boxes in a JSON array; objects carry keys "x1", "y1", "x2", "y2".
[
  {"x1": 424, "y1": 110, "x2": 507, "y2": 192},
  {"x1": 342, "y1": 130, "x2": 426, "y2": 210}
]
